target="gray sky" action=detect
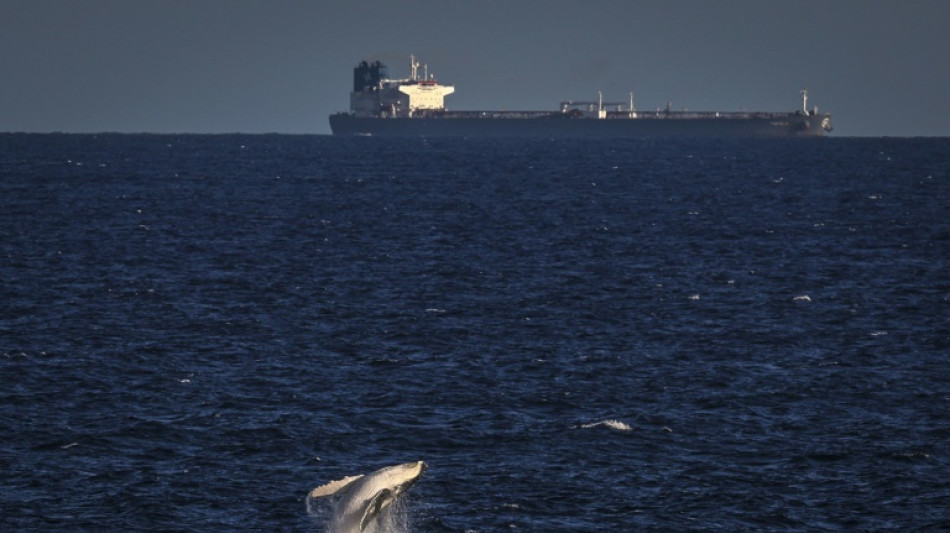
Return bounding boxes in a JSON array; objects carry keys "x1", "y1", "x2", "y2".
[{"x1": 2, "y1": 0, "x2": 948, "y2": 136}]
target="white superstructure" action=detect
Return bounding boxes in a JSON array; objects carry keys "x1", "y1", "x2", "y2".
[{"x1": 350, "y1": 55, "x2": 454, "y2": 118}]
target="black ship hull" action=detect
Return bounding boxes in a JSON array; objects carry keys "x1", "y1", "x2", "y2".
[{"x1": 330, "y1": 111, "x2": 831, "y2": 138}]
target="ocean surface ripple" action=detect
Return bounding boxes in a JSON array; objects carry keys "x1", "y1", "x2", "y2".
[{"x1": 1, "y1": 134, "x2": 948, "y2": 531}]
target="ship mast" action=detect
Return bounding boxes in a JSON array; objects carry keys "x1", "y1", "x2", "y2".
[
  {"x1": 801, "y1": 88, "x2": 809, "y2": 114},
  {"x1": 410, "y1": 54, "x2": 419, "y2": 81}
]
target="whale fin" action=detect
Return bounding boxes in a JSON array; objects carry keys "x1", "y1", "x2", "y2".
[
  {"x1": 360, "y1": 488, "x2": 394, "y2": 531},
  {"x1": 308, "y1": 474, "x2": 364, "y2": 498}
]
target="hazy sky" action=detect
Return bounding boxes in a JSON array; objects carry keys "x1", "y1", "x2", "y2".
[{"x1": 2, "y1": 0, "x2": 948, "y2": 136}]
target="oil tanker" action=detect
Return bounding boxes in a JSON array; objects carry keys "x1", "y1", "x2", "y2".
[{"x1": 329, "y1": 56, "x2": 832, "y2": 138}]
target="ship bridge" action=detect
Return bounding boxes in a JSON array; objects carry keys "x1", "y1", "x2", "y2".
[{"x1": 349, "y1": 55, "x2": 454, "y2": 118}]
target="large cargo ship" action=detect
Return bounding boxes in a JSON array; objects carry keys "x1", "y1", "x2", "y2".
[{"x1": 329, "y1": 57, "x2": 833, "y2": 138}]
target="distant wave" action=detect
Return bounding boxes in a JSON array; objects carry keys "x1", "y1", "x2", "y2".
[{"x1": 576, "y1": 419, "x2": 633, "y2": 432}]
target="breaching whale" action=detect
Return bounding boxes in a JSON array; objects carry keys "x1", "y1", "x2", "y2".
[{"x1": 307, "y1": 461, "x2": 427, "y2": 533}]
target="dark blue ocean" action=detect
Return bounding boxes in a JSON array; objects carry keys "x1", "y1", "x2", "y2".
[{"x1": 1, "y1": 133, "x2": 948, "y2": 532}]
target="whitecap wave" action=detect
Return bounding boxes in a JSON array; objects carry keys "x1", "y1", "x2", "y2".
[{"x1": 578, "y1": 419, "x2": 633, "y2": 432}]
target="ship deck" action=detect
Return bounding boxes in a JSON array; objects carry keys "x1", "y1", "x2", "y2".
[{"x1": 399, "y1": 109, "x2": 810, "y2": 120}]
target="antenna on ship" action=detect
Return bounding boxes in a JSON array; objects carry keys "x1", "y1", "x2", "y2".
[{"x1": 410, "y1": 54, "x2": 419, "y2": 81}]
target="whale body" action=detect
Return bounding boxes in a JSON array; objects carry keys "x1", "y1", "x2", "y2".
[{"x1": 308, "y1": 461, "x2": 427, "y2": 533}]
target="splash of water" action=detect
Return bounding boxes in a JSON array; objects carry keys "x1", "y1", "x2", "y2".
[
  {"x1": 578, "y1": 419, "x2": 633, "y2": 432},
  {"x1": 308, "y1": 492, "x2": 414, "y2": 533}
]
